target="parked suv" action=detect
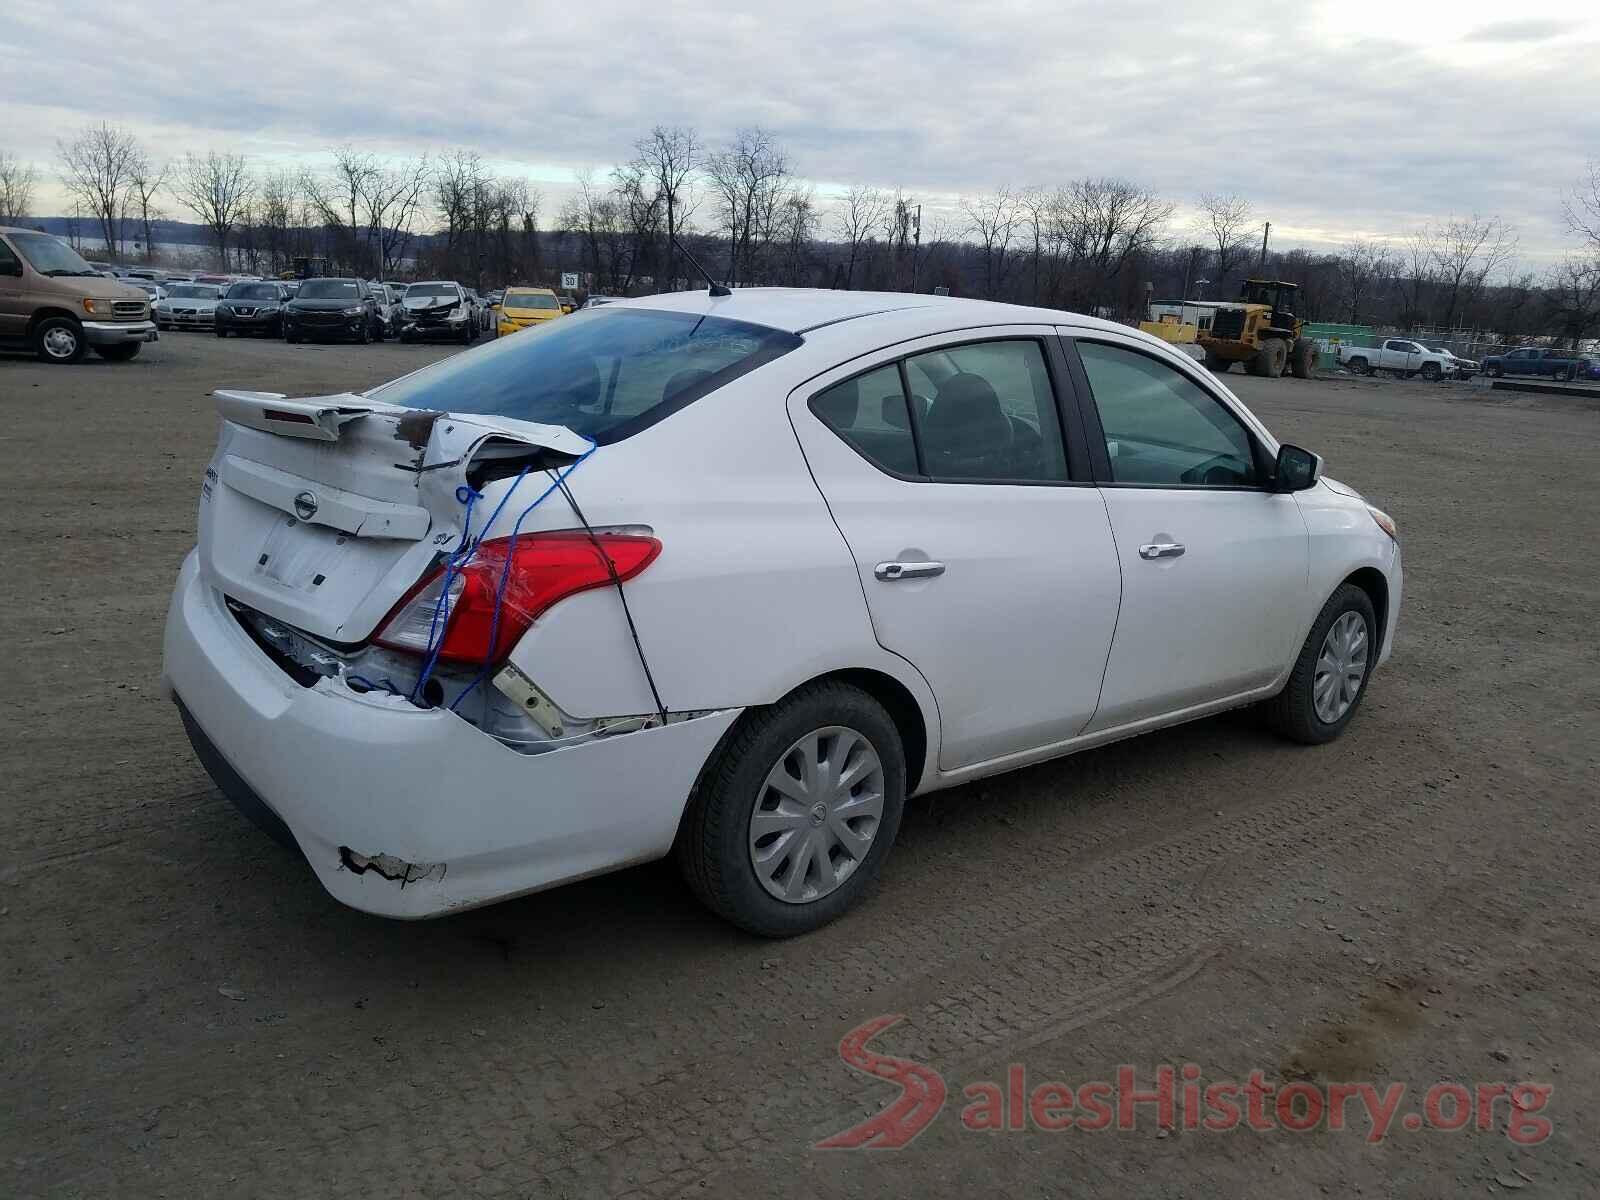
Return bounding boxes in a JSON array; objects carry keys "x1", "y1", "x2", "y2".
[
  {"x1": 0, "y1": 226, "x2": 156, "y2": 363},
  {"x1": 216, "y1": 280, "x2": 292, "y2": 338},
  {"x1": 283, "y1": 277, "x2": 384, "y2": 344},
  {"x1": 397, "y1": 281, "x2": 477, "y2": 343}
]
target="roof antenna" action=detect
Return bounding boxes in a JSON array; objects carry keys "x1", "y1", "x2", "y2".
[{"x1": 672, "y1": 235, "x2": 731, "y2": 297}]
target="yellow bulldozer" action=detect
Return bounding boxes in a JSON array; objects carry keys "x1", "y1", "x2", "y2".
[{"x1": 1195, "y1": 279, "x2": 1318, "y2": 379}]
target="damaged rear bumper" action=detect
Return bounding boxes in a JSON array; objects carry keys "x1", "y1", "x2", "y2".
[{"x1": 161, "y1": 550, "x2": 741, "y2": 919}]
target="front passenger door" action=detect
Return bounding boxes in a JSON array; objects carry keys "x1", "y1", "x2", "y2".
[{"x1": 1066, "y1": 335, "x2": 1309, "y2": 730}]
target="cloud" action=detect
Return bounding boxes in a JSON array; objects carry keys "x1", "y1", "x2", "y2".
[
  {"x1": 1461, "y1": 19, "x2": 1565, "y2": 43},
  {"x1": 2, "y1": 0, "x2": 1597, "y2": 257}
]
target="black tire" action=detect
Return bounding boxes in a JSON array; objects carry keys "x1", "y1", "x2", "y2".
[
  {"x1": 1290, "y1": 338, "x2": 1319, "y2": 379},
  {"x1": 460, "y1": 324, "x2": 475, "y2": 345},
  {"x1": 1251, "y1": 337, "x2": 1287, "y2": 378},
  {"x1": 1558, "y1": 365, "x2": 1575, "y2": 382},
  {"x1": 1420, "y1": 362, "x2": 1440, "y2": 381},
  {"x1": 1346, "y1": 355, "x2": 1370, "y2": 375},
  {"x1": 1262, "y1": 583, "x2": 1378, "y2": 745},
  {"x1": 34, "y1": 316, "x2": 87, "y2": 364},
  {"x1": 93, "y1": 342, "x2": 142, "y2": 361},
  {"x1": 1202, "y1": 350, "x2": 1232, "y2": 373},
  {"x1": 356, "y1": 320, "x2": 371, "y2": 345},
  {"x1": 286, "y1": 330, "x2": 301, "y2": 344},
  {"x1": 1485, "y1": 363, "x2": 1502, "y2": 378},
  {"x1": 215, "y1": 326, "x2": 228, "y2": 338},
  {"x1": 676, "y1": 681, "x2": 906, "y2": 937}
]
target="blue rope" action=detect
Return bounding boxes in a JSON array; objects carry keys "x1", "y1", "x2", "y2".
[
  {"x1": 449, "y1": 441, "x2": 597, "y2": 712},
  {"x1": 410, "y1": 468, "x2": 531, "y2": 701}
]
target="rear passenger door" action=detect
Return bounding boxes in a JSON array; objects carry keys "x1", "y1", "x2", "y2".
[{"x1": 788, "y1": 329, "x2": 1122, "y2": 771}]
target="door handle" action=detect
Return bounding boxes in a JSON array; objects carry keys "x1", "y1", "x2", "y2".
[
  {"x1": 1138, "y1": 542, "x2": 1185, "y2": 560},
  {"x1": 874, "y1": 560, "x2": 946, "y2": 581}
]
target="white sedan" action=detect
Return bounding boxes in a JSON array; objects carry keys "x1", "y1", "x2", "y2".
[{"x1": 162, "y1": 289, "x2": 1402, "y2": 935}]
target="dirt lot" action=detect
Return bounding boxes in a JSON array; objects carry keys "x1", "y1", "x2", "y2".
[{"x1": 2, "y1": 330, "x2": 1597, "y2": 1198}]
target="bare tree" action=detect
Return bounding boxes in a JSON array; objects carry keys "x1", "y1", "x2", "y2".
[
  {"x1": 1060, "y1": 178, "x2": 1173, "y2": 313},
  {"x1": 1196, "y1": 192, "x2": 1254, "y2": 285},
  {"x1": 1430, "y1": 215, "x2": 1515, "y2": 330},
  {"x1": 124, "y1": 152, "x2": 169, "y2": 261},
  {"x1": 704, "y1": 128, "x2": 792, "y2": 285},
  {"x1": 833, "y1": 183, "x2": 887, "y2": 289},
  {"x1": 57, "y1": 122, "x2": 142, "y2": 256},
  {"x1": 1394, "y1": 228, "x2": 1437, "y2": 330},
  {"x1": 171, "y1": 151, "x2": 255, "y2": 264},
  {"x1": 1563, "y1": 159, "x2": 1600, "y2": 253},
  {"x1": 632, "y1": 126, "x2": 698, "y2": 291},
  {"x1": 0, "y1": 150, "x2": 36, "y2": 222},
  {"x1": 960, "y1": 188, "x2": 1022, "y2": 298},
  {"x1": 1544, "y1": 256, "x2": 1600, "y2": 347},
  {"x1": 360, "y1": 155, "x2": 432, "y2": 277},
  {"x1": 1336, "y1": 239, "x2": 1394, "y2": 324},
  {"x1": 303, "y1": 146, "x2": 376, "y2": 273}
]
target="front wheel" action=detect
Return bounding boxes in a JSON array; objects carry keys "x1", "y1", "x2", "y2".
[
  {"x1": 1420, "y1": 362, "x2": 1440, "y2": 381},
  {"x1": 676, "y1": 681, "x2": 906, "y2": 937},
  {"x1": 34, "y1": 316, "x2": 87, "y2": 364},
  {"x1": 1485, "y1": 363, "x2": 1502, "y2": 378},
  {"x1": 1263, "y1": 583, "x2": 1378, "y2": 745},
  {"x1": 94, "y1": 342, "x2": 142, "y2": 361}
]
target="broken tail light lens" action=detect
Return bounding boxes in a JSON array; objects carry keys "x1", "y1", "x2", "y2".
[{"x1": 373, "y1": 532, "x2": 661, "y2": 665}]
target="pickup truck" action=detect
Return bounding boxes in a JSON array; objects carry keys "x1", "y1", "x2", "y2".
[
  {"x1": 1480, "y1": 346, "x2": 1589, "y2": 381},
  {"x1": 1338, "y1": 338, "x2": 1455, "y2": 381}
]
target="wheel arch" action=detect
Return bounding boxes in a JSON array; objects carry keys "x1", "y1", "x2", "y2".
[
  {"x1": 1342, "y1": 566, "x2": 1389, "y2": 646},
  {"x1": 27, "y1": 307, "x2": 83, "y2": 336}
]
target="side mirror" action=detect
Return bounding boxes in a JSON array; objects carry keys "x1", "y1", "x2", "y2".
[{"x1": 1273, "y1": 443, "x2": 1322, "y2": 492}]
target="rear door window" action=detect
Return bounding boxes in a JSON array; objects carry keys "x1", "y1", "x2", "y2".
[
  {"x1": 811, "y1": 364, "x2": 919, "y2": 476},
  {"x1": 372, "y1": 307, "x2": 801, "y2": 444},
  {"x1": 904, "y1": 340, "x2": 1069, "y2": 482}
]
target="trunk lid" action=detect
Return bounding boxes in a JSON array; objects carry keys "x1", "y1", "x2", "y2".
[{"x1": 199, "y1": 389, "x2": 587, "y2": 643}]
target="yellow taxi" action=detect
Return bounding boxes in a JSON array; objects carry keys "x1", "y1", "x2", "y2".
[{"x1": 496, "y1": 286, "x2": 564, "y2": 336}]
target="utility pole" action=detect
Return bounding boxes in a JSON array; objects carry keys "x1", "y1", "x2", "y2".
[{"x1": 1257, "y1": 221, "x2": 1271, "y2": 272}]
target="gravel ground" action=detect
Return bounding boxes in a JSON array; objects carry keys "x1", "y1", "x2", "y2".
[{"x1": 2, "y1": 331, "x2": 1597, "y2": 1198}]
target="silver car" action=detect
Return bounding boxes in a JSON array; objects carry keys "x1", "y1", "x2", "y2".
[{"x1": 154, "y1": 283, "x2": 224, "y2": 331}]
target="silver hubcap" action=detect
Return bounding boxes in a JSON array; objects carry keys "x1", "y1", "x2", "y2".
[
  {"x1": 1314, "y1": 611, "x2": 1369, "y2": 724},
  {"x1": 43, "y1": 326, "x2": 78, "y2": 358},
  {"x1": 749, "y1": 726, "x2": 884, "y2": 905}
]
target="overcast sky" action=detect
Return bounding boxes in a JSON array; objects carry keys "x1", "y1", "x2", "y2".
[{"x1": 4, "y1": 0, "x2": 1598, "y2": 261}]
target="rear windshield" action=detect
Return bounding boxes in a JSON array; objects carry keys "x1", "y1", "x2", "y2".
[
  {"x1": 504, "y1": 291, "x2": 559, "y2": 311},
  {"x1": 298, "y1": 279, "x2": 359, "y2": 299},
  {"x1": 371, "y1": 307, "x2": 802, "y2": 444}
]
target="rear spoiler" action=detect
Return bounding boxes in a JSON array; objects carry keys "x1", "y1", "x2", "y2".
[{"x1": 214, "y1": 390, "x2": 386, "y2": 442}]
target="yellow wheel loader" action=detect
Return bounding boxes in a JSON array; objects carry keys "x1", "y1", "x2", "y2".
[{"x1": 1196, "y1": 279, "x2": 1318, "y2": 379}]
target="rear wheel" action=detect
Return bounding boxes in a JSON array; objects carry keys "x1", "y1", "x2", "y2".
[
  {"x1": 1290, "y1": 338, "x2": 1319, "y2": 379},
  {"x1": 34, "y1": 316, "x2": 87, "y2": 364},
  {"x1": 93, "y1": 342, "x2": 142, "y2": 361},
  {"x1": 676, "y1": 681, "x2": 905, "y2": 937},
  {"x1": 1263, "y1": 583, "x2": 1377, "y2": 745}
]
